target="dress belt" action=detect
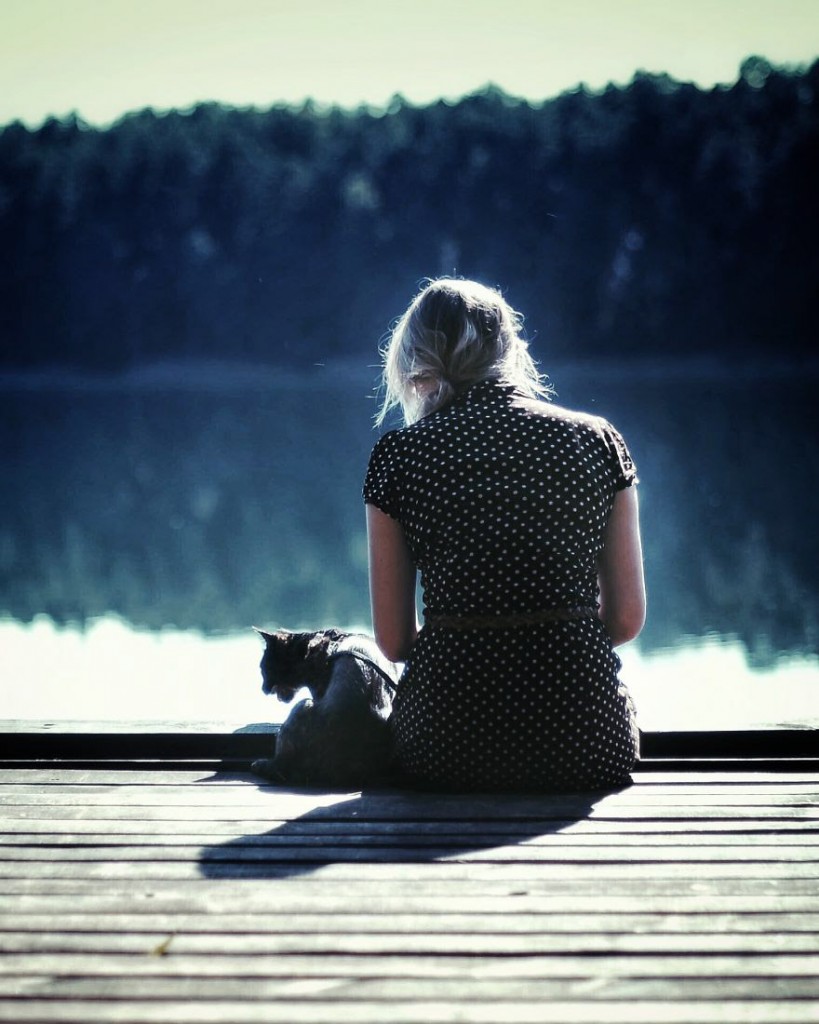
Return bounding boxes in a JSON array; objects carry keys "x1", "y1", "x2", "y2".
[{"x1": 424, "y1": 607, "x2": 598, "y2": 630}]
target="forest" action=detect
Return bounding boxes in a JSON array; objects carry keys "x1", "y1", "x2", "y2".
[{"x1": 1, "y1": 55, "x2": 817, "y2": 372}]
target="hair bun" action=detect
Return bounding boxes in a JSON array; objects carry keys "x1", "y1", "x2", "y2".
[{"x1": 377, "y1": 277, "x2": 551, "y2": 425}]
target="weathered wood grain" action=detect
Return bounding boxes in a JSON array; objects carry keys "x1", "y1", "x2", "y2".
[
  {"x1": 3, "y1": 870, "x2": 818, "y2": 891},
  {"x1": 5, "y1": 828, "x2": 819, "y2": 848},
  {"x1": 5, "y1": 975, "x2": 819, "y2": 1002},
  {"x1": 4, "y1": 780, "x2": 818, "y2": 801},
  {"x1": 1, "y1": 767, "x2": 818, "y2": 1024},
  {"x1": 3, "y1": 951, "x2": 819, "y2": 980},
  {"x1": 1, "y1": 996, "x2": 819, "y2": 1022},
  {"x1": 3, "y1": 926, "x2": 819, "y2": 955},
  {"x1": 3, "y1": 909, "x2": 819, "y2": 934},
  {"x1": 4, "y1": 841, "x2": 819, "y2": 864},
  {"x1": 2, "y1": 861, "x2": 819, "y2": 883},
  {"x1": 4, "y1": 891, "x2": 819, "y2": 913}
]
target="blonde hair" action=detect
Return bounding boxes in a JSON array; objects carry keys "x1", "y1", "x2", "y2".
[{"x1": 376, "y1": 277, "x2": 552, "y2": 426}]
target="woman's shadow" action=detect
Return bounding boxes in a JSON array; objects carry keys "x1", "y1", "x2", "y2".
[{"x1": 196, "y1": 770, "x2": 611, "y2": 880}]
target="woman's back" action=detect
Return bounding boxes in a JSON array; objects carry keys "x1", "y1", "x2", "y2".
[{"x1": 366, "y1": 379, "x2": 635, "y2": 620}]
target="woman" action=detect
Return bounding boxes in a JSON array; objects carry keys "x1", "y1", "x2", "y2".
[{"x1": 364, "y1": 278, "x2": 645, "y2": 791}]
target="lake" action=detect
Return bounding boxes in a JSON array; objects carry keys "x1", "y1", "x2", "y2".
[{"x1": 1, "y1": 358, "x2": 817, "y2": 730}]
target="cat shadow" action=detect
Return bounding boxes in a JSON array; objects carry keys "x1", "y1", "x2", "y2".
[{"x1": 196, "y1": 771, "x2": 611, "y2": 880}]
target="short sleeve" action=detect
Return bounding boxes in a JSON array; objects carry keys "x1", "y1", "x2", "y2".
[
  {"x1": 363, "y1": 431, "x2": 402, "y2": 519},
  {"x1": 600, "y1": 420, "x2": 637, "y2": 490}
]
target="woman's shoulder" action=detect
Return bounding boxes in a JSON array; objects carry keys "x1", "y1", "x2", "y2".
[
  {"x1": 514, "y1": 395, "x2": 621, "y2": 436},
  {"x1": 368, "y1": 419, "x2": 430, "y2": 462},
  {"x1": 517, "y1": 399, "x2": 636, "y2": 482},
  {"x1": 368, "y1": 427, "x2": 402, "y2": 460},
  {"x1": 373, "y1": 404, "x2": 454, "y2": 444}
]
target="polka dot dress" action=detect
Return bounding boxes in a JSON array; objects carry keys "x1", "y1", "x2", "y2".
[{"x1": 363, "y1": 379, "x2": 639, "y2": 792}]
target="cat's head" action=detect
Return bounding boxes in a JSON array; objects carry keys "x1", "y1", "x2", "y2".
[{"x1": 253, "y1": 627, "x2": 348, "y2": 701}]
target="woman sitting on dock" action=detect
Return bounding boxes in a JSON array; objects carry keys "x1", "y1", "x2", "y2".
[{"x1": 364, "y1": 278, "x2": 645, "y2": 792}]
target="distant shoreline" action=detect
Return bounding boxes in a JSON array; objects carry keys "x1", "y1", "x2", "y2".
[{"x1": 1, "y1": 355, "x2": 816, "y2": 394}]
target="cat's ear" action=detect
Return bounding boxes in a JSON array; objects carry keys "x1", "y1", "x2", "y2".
[
  {"x1": 252, "y1": 626, "x2": 282, "y2": 646},
  {"x1": 305, "y1": 631, "x2": 335, "y2": 660}
]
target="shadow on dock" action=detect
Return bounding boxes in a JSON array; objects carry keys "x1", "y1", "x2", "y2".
[{"x1": 196, "y1": 774, "x2": 609, "y2": 880}]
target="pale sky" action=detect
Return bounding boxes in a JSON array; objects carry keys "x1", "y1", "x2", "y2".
[{"x1": 1, "y1": 0, "x2": 818, "y2": 127}]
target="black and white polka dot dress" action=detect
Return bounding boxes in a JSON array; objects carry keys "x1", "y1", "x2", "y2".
[{"x1": 363, "y1": 379, "x2": 639, "y2": 792}]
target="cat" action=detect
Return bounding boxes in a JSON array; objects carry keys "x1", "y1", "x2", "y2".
[{"x1": 251, "y1": 627, "x2": 400, "y2": 788}]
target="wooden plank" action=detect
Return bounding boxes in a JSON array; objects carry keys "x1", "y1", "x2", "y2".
[
  {"x1": 3, "y1": 804, "x2": 817, "y2": 824},
  {"x1": 2, "y1": 766, "x2": 819, "y2": 786},
  {"x1": 3, "y1": 951, "x2": 819, "y2": 980},
  {"x1": 3, "y1": 835, "x2": 819, "y2": 869},
  {"x1": 3, "y1": 840, "x2": 819, "y2": 863},
  {"x1": 4, "y1": 816, "x2": 819, "y2": 837},
  {"x1": 0, "y1": 760, "x2": 255, "y2": 773},
  {"x1": 4, "y1": 874, "x2": 818, "y2": 897},
  {"x1": 1, "y1": 927, "x2": 819, "y2": 957},
  {"x1": 2, "y1": 769, "x2": 817, "y2": 797},
  {"x1": 1, "y1": 859, "x2": 818, "y2": 881},
  {"x1": 3, "y1": 810, "x2": 818, "y2": 833},
  {"x1": 4, "y1": 976, "x2": 819, "y2": 1003},
  {"x1": 638, "y1": 759, "x2": 819, "y2": 773},
  {"x1": 633, "y1": 774, "x2": 819, "y2": 788},
  {"x1": 2, "y1": 910, "x2": 819, "y2": 936},
  {"x1": 4, "y1": 892, "x2": 819, "y2": 915},
  {"x1": 2, "y1": 791, "x2": 818, "y2": 815},
  {"x1": 1, "y1": 996, "x2": 819, "y2": 1022},
  {"x1": 3, "y1": 772, "x2": 818, "y2": 794},
  {"x1": 23, "y1": 782, "x2": 811, "y2": 801},
  {"x1": 3, "y1": 768, "x2": 819, "y2": 787},
  {"x1": 640, "y1": 730, "x2": 819, "y2": 758},
  {"x1": 3, "y1": 802, "x2": 819, "y2": 826},
  {"x1": 5, "y1": 830, "x2": 819, "y2": 849},
  {"x1": 2, "y1": 722, "x2": 816, "y2": 755},
  {"x1": 0, "y1": 733, "x2": 274, "y2": 761}
]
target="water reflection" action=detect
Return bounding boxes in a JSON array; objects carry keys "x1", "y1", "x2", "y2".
[
  {"x1": 0, "y1": 614, "x2": 283, "y2": 724},
  {"x1": 1, "y1": 362, "x2": 817, "y2": 725},
  {"x1": 1, "y1": 615, "x2": 816, "y2": 730}
]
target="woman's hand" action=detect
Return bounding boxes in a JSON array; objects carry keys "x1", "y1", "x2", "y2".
[{"x1": 366, "y1": 504, "x2": 419, "y2": 662}]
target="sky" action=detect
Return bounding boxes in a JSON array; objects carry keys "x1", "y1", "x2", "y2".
[{"x1": 1, "y1": 0, "x2": 818, "y2": 128}]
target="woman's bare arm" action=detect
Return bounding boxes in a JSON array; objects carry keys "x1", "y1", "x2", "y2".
[
  {"x1": 597, "y1": 485, "x2": 646, "y2": 646},
  {"x1": 366, "y1": 503, "x2": 419, "y2": 662}
]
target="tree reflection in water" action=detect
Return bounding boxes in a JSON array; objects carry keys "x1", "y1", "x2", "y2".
[{"x1": 1, "y1": 364, "x2": 816, "y2": 725}]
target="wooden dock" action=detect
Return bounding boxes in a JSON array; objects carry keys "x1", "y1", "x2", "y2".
[{"x1": 1, "y1": 733, "x2": 819, "y2": 1022}]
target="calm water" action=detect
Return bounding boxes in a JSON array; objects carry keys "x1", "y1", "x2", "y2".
[{"x1": 1, "y1": 359, "x2": 817, "y2": 729}]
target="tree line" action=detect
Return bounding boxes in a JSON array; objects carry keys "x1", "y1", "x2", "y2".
[{"x1": 1, "y1": 55, "x2": 817, "y2": 371}]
